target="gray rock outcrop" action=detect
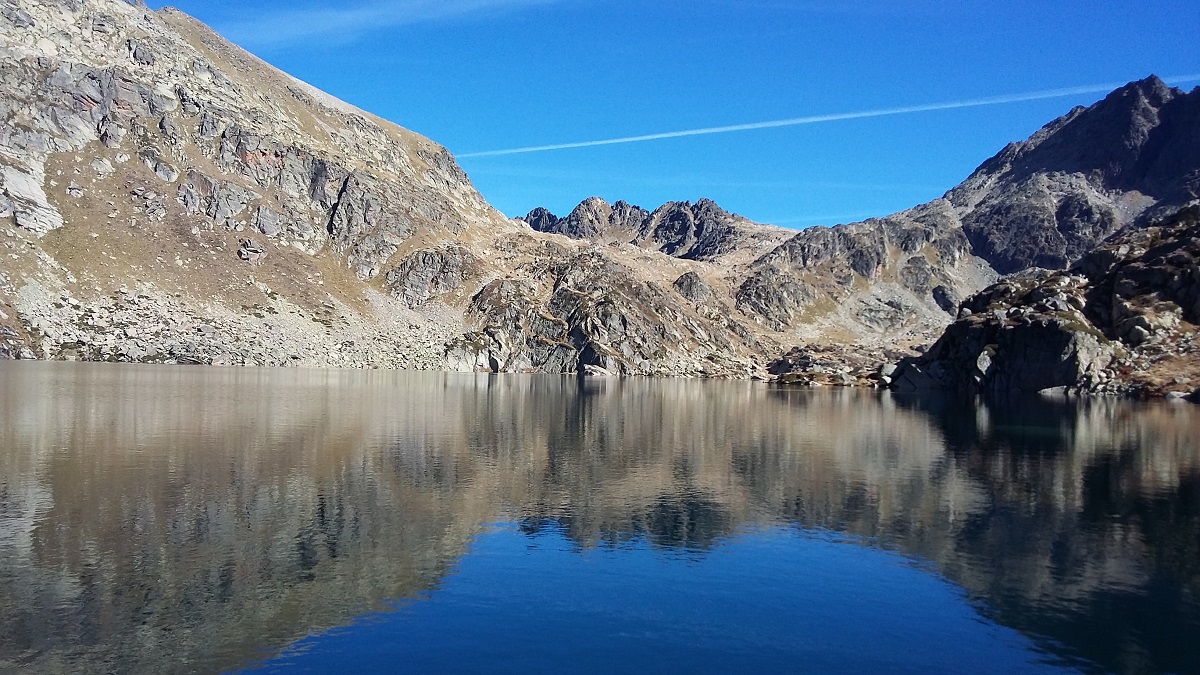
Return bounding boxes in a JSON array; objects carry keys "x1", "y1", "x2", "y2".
[
  {"x1": 891, "y1": 205, "x2": 1200, "y2": 398},
  {"x1": 446, "y1": 247, "x2": 765, "y2": 376},
  {"x1": 672, "y1": 271, "x2": 714, "y2": 303},
  {"x1": 385, "y1": 246, "x2": 480, "y2": 309}
]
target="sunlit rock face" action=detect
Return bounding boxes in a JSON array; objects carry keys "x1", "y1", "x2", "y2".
[
  {"x1": 523, "y1": 79, "x2": 1200, "y2": 361},
  {"x1": 2, "y1": 364, "x2": 1198, "y2": 672}
]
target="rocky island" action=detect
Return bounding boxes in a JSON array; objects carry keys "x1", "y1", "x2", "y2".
[{"x1": 1, "y1": 0, "x2": 1198, "y2": 399}]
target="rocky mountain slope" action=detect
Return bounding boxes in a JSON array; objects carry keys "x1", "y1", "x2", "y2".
[
  {"x1": 0, "y1": 0, "x2": 500, "y2": 368},
  {"x1": 0, "y1": 0, "x2": 788, "y2": 376},
  {"x1": 523, "y1": 79, "x2": 1200, "y2": 364},
  {"x1": 890, "y1": 205, "x2": 1200, "y2": 399},
  {"x1": 953, "y1": 76, "x2": 1200, "y2": 273}
]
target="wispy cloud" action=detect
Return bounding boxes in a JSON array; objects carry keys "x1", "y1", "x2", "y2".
[
  {"x1": 221, "y1": 0, "x2": 563, "y2": 49},
  {"x1": 459, "y1": 74, "x2": 1200, "y2": 158},
  {"x1": 467, "y1": 166, "x2": 938, "y2": 192},
  {"x1": 688, "y1": 0, "x2": 942, "y2": 18},
  {"x1": 765, "y1": 211, "x2": 890, "y2": 227}
]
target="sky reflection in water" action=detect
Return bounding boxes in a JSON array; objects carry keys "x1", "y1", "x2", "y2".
[{"x1": 255, "y1": 523, "x2": 1076, "y2": 674}]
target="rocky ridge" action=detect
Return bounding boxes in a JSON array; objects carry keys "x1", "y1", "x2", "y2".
[
  {"x1": 953, "y1": 76, "x2": 1200, "y2": 273},
  {"x1": 444, "y1": 242, "x2": 775, "y2": 377},
  {"x1": 523, "y1": 197, "x2": 792, "y2": 266},
  {"x1": 890, "y1": 205, "x2": 1200, "y2": 399},
  {"x1": 523, "y1": 80, "x2": 1200, "y2": 361}
]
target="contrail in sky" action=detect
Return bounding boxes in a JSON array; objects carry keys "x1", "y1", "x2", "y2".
[{"x1": 458, "y1": 75, "x2": 1200, "y2": 158}]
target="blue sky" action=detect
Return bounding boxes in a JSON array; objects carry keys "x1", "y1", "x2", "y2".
[{"x1": 146, "y1": 0, "x2": 1200, "y2": 228}]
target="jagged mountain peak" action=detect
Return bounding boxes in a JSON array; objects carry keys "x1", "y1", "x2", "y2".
[
  {"x1": 941, "y1": 75, "x2": 1200, "y2": 273},
  {"x1": 652, "y1": 197, "x2": 734, "y2": 222},
  {"x1": 520, "y1": 196, "x2": 790, "y2": 264},
  {"x1": 967, "y1": 74, "x2": 1193, "y2": 192}
]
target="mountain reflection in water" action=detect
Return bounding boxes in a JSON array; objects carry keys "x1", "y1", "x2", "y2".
[{"x1": 0, "y1": 363, "x2": 1197, "y2": 673}]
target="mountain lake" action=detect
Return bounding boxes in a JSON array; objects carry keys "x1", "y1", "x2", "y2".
[{"x1": 1, "y1": 362, "x2": 1197, "y2": 674}]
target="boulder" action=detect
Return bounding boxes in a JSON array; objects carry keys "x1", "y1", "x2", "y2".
[
  {"x1": 237, "y1": 238, "x2": 266, "y2": 264},
  {"x1": 384, "y1": 246, "x2": 479, "y2": 308},
  {"x1": 672, "y1": 272, "x2": 714, "y2": 303}
]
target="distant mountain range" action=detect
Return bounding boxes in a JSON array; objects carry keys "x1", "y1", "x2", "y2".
[{"x1": 0, "y1": 0, "x2": 1197, "y2": 391}]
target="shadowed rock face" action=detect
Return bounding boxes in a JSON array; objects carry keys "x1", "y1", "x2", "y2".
[
  {"x1": 891, "y1": 206, "x2": 1200, "y2": 398},
  {"x1": 952, "y1": 76, "x2": 1200, "y2": 274},
  {"x1": 976, "y1": 77, "x2": 1199, "y2": 201}
]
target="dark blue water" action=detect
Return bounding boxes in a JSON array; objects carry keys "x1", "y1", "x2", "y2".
[
  {"x1": 0, "y1": 363, "x2": 1197, "y2": 674},
  {"x1": 255, "y1": 524, "x2": 1072, "y2": 674}
]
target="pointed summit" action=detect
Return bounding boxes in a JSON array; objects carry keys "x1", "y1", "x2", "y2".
[
  {"x1": 948, "y1": 75, "x2": 1200, "y2": 272},
  {"x1": 973, "y1": 75, "x2": 1196, "y2": 191}
]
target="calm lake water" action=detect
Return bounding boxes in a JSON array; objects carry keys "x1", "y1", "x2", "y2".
[{"x1": 1, "y1": 363, "x2": 1198, "y2": 674}]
